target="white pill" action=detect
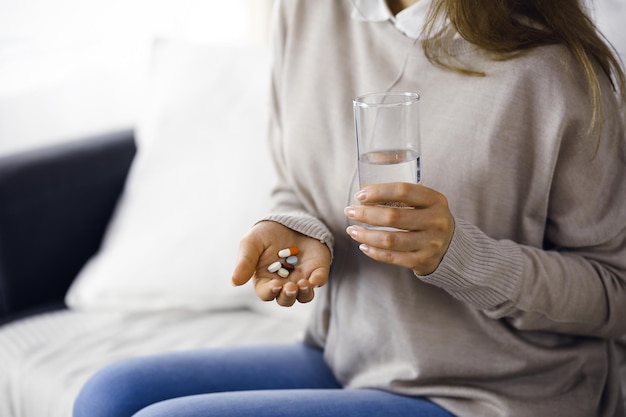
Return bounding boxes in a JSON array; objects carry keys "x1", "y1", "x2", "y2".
[
  {"x1": 267, "y1": 261, "x2": 282, "y2": 273},
  {"x1": 286, "y1": 256, "x2": 298, "y2": 265},
  {"x1": 277, "y1": 268, "x2": 290, "y2": 278}
]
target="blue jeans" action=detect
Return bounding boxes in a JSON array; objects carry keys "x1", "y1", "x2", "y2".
[{"x1": 73, "y1": 343, "x2": 455, "y2": 417}]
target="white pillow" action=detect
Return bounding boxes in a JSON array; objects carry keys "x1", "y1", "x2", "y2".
[{"x1": 65, "y1": 39, "x2": 276, "y2": 312}]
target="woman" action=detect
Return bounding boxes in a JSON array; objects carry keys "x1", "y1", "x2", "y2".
[{"x1": 74, "y1": 0, "x2": 626, "y2": 416}]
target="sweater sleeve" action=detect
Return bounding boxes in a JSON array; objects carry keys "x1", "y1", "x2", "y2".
[
  {"x1": 418, "y1": 90, "x2": 626, "y2": 339},
  {"x1": 262, "y1": 0, "x2": 335, "y2": 253},
  {"x1": 419, "y1": 219, "x2": 626, "y2": 339}
]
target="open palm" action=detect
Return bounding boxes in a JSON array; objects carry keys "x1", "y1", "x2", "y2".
[{"x1": 231, "y1": 221, "x2": 331, "y2": 306}]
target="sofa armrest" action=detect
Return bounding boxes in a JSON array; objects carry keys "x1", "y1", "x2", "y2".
[{"x1": 0, "y1": 129, "x2": 136, "y2": 323}]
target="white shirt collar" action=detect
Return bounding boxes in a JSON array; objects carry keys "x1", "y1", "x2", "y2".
[{"x1": 351, "y1": 0, "x2": 432, "y2": 39}]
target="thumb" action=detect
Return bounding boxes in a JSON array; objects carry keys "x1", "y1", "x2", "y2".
[
  {"x1": 308, "y1": 266, "x2": 330, "y2": 288},
  {"x1": 231, "y1": 238, "x2": 263, "y2": 287}
]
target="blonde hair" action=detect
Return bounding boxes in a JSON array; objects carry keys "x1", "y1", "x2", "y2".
[{"x1": 422, "y1": 0, "x2": 626, "y2": 144}]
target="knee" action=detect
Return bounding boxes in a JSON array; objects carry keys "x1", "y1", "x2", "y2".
[{"x1": 73, "y1": 358, "x2": 155, "y2": 417}]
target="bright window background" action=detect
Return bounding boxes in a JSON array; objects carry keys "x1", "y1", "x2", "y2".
[
  {"x1": 593, "y1": 0, "x2": 626, "y2": 61},
  {"x1": 0, "y1": 0, "x2": 274, "y2": 155},
  {"x1": 0, "y1": 0, "x2": 623, "y2": 156}
]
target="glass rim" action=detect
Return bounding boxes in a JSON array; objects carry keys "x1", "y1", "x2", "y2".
[{"x1": 353, "y1": 92, "x2": 420, "y2": 108}]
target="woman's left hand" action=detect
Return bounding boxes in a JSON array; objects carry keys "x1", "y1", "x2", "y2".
[{"x1": 344, "y1": 182, "x2": 455, "y2": 276}]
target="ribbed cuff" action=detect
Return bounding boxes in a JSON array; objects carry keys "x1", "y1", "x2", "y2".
[
  {"x1": 261, "y1": 211, "x2": 335, "y2": 257},
  {"x1": 416, "y1": 218, "x2": 523, "y2": 311}
]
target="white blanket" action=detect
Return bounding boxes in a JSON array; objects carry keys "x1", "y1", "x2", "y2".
[{"x1": 0, "y1": 308, "x2": 307, "y2": 417}]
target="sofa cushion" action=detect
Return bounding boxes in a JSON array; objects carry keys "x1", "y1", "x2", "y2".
[{"x1": 65, "y1": 39, "x2": 291, "y2": 314}]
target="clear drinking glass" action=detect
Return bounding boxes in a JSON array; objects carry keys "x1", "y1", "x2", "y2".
[{"x1": 353, "y1": 92, "x2": 421, "y2": 194}]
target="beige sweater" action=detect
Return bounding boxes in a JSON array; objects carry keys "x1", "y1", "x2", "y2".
[{"x1": 264, "y1": 1, "x2": 626, "y2": 415}]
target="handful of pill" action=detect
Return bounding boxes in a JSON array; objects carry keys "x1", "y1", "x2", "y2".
[{"x1": 267, "y1": 247, "x2": 300, "y2": 277}]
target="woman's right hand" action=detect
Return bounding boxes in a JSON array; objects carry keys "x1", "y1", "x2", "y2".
[{"x1": 231, "y1": 221, "x2": 331, "y2": 306}]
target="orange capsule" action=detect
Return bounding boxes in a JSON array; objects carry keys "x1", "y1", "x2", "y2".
[{"x1": 278, "y1": 247, "x2": 299, "y2": 258}]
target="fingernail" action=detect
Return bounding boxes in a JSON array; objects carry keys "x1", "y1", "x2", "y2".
[
  {"x1": 346, "y1": 226, "x2": 358, "y2": 237},
  {"x1": 299, "y1": 286, "x2": 309, "y2": 294},
  {"x1": 285, "y1": 290, "x2": 297, "y2": 297},
  {"x1": 356, "y1": 190, "x2": 367, "y2": 201},
  {"x1": 271, "y1": 286, "x2": 282, "y2": 294},
  {"x1": 344, "y1": 206, "x2": 356, "y2": 218},
  {"x1": 359, "y1": 244, "x2": 370, "y2": 253}
]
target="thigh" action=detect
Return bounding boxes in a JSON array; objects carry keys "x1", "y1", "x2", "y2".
[
  {"x1": 73, "y1": 343, "x2": 339, "y2": 417},
  {"x1": 133, "y1": 388, "x2": 456, "y2": 417}
]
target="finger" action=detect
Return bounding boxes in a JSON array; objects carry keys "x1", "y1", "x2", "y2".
[
  {"x1": 296, "y1": 278, "x2": 314, "y2": 304},
  {"x1": 275, "y1": 281, "x2": 299, "y2": 307},
  {"x1": 347, "y1": 201, "x2": 453, "y2": 233},
  {"x1": 308, "y1": 266, "x2": 329, "y2": 288},
  {"x1": 359, "y1": 236, "x2": 446, "y2": 275},
  {"x1": 345, "y1": 203, "x2": 420, "y2": 231},
  {"x1": 358, "y1": 242, "x2": 444, "y2": 275},
  {"x1": 231, "y1": 236, "x2": 264, "y2": 287},
  {"x1": 356, "y1": 183, "x2": 442, "y2": 208},
  {"x1": 255, "y1": 278, "x2": 284, "y2": 302},
  {"x1": 346, "y1": 225, "x2": 420, "y2": 252}
]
